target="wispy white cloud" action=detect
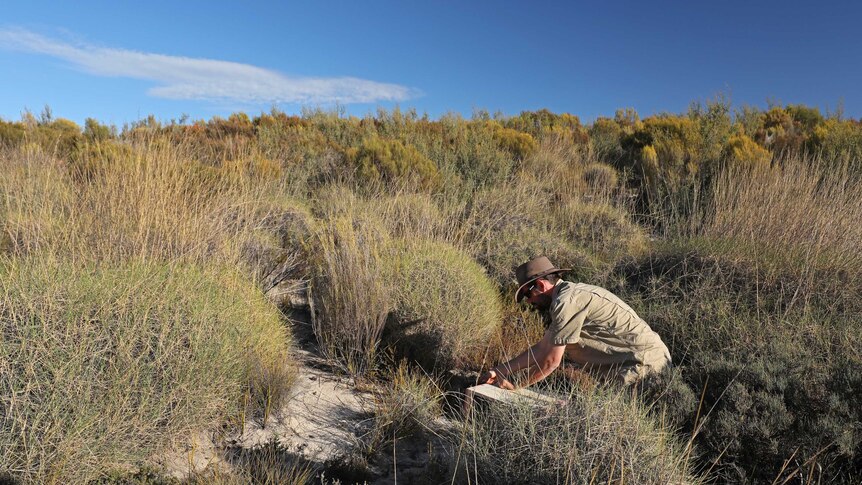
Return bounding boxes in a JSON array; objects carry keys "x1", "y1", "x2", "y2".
[{"x1": 0, "y1": 27, "x2": 418, "y2": 104}]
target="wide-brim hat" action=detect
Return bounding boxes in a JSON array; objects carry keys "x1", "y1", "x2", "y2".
[{"x1": 514, "y1": 256, "x2": 570, "y2": 303}]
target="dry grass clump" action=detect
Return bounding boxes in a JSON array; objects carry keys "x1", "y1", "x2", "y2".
[
  {"x1": 235, "y1": 195, "x2": 315, "y2": 289},
  {"x1": 185, "y1": 439, "x2": 314, "y2": 485},
  {"x1": 0, "y1": 145, "x2": 75, "y2": 254},
  {"x1": 452, "y1": 386, "x2": 700, "y2": 484},
  {"x1": 459, "y1": 183, "x2": 601, "y2": 289},
  {"x1": 0, "y1": 259, "x2": 291, "y2": 484},
  {"x1": 372, "y1": 192, "x2": 452, "y2": 241},
  {"x1": 553, "y1": 200, "x2": 648, "y2": 261},
  {"x1": 0, "y1": 139, "x2": 291, "y2": 266},
  {"x1": 385, "y1": 239, "x2": 502, "y2": 370},
  {"x1": 0, "y1": 138, "x2": 301, "y2": 483},
  {"x1": 518, "y1": 137, "x2": 593, "y2": 202},
  {"x1": 363, "y1": 361, "x2": 443, "y2": 452},
  {"x1": 582, "y1": 161, "x2": 620, "y2": 194},
  {"x1": 310, "y1": 211, "x2": 392, "y2": 376}
]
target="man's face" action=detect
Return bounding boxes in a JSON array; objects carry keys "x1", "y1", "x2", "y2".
[{"x1": 524, "y1": 278, "x2": 555, "y2": 311}]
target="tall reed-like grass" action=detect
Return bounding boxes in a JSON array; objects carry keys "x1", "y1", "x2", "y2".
[
  {"x1": 310, "y1": 208, "x2": 391, "y2": 376},
  {"x1": 704, "y1": 154, "x2": 862, "y2": 276}
]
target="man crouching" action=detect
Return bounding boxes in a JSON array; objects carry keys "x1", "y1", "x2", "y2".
[{"x1": 479, "y1": 256, "x2": 671, "y2": 390}]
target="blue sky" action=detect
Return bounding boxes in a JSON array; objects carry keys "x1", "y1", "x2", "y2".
[{"x1": 1, "y1": 1, "x2": 860, "y2": 127}]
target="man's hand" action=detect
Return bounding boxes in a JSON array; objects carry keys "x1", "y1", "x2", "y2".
[{"x1": 477, "y1": 369, "x2": 516, "y2": 390}]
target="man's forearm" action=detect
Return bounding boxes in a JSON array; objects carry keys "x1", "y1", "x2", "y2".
[{"x1": 523, "y1": 360, "x2": 559, "y2": 387}]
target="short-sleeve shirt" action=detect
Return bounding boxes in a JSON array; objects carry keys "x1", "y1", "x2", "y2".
[{"x1": 546, "y1": 280, "x2": 670, "y2": 368}]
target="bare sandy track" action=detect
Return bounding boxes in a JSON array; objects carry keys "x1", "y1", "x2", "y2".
[{"x1": 157, "y1": 348, "x2": 372, "y2": 479}]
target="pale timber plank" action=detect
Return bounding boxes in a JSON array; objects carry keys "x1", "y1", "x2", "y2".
[{"x1": 464, "y1": 384, "x2": 559, "y2": 414}]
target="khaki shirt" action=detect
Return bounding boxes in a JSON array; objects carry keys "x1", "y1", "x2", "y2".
[{"x1": 546, "y1": 280, "x2": 670, "y2": 370}]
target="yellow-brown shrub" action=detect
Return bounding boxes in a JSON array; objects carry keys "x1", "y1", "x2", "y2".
[
  {"x1": 488, "y1": 123, "x2": 537, "y2": 160},
  {"x1": 347, "y1": 135, "x2": 440, "y2": 190},
  {"x1": 722, "y1": 133, "x2": 772, "y2": 171}
]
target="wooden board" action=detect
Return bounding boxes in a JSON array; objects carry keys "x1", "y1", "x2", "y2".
[{"x1": 464, "y1": 384, "x2": 559, "y2": 414}]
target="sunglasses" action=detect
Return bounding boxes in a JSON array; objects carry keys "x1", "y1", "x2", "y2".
[{"x1": 520, "y1": 281, "x2": 540, "y2": 300}]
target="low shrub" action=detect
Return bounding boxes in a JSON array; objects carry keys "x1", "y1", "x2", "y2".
[
  {"x1": 811, "y1": 118, "x2": 862, "y2": 174},
  {"x1": 614, "y1": 249, "x2": 862, "y2": 483},
  {"x1": 0, "y1": 260, "x2": 292, "y2": 484},
  {"x1": 487, "y1": 122, "x2": 537, "y2": 160},
  {"x1": 385, "y1": 239, "x2": 502, "y2": 370}
]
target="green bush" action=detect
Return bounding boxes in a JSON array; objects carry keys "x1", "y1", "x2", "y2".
[
  {"x1": 83, "y1": 118, "x2": 113, "y2": 142},
  {"x1": 385, "y1": 239, "x2": 502, "y2": 370},
  {"x1": 502, "y1": 109, "x2": 589, "y2": 145},
  {"x1": 0, "y1": 119, "x2": 26, "y2": 146},
  {"x1": 613, "y1": 249, "x2": 862, "y2": 483},
  {"x1": 811, "y1": 119, "x2": 862, "y2": 173},
  {"x1": 0, "y1": 260, "x2": 292, "y2": 483},
  {"x1": 414, "y1": 115, "x2": 515, "y2": 188}
]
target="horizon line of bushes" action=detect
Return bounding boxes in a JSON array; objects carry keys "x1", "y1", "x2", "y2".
[{"x1": 3, "y1": 99, "x2": 861, "y2": 196}]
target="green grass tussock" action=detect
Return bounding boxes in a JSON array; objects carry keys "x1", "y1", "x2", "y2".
[
  {"x1": 453, "y1": 386, "x2": 700, "y2": 484},
  {"x1": 386, "y1": 239, "x2": 502, "y2": 370},
  {"x1": 0, "y1": 259, "x2": 292, "y2": 484}
]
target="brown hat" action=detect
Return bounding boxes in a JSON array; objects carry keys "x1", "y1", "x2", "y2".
[{"x1": 514, "y1": 256, "x2": 570, "y2": 302}]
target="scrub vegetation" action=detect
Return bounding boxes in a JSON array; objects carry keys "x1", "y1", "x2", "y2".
[{"x1": 1, "y1": 99, "x2": 860, "y2": 483}]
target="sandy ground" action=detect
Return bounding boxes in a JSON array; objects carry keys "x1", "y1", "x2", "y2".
[
  {"x1": 157, "y1": 348, "x2": 372, "y2": 479},
  {"x1": 237, "y1": 349, "x2": 372, "y2": 461}
]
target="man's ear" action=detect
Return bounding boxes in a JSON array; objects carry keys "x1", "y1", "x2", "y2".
[{"x1": 537, "y1": 278, "x2": 555, "y2": 292}]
